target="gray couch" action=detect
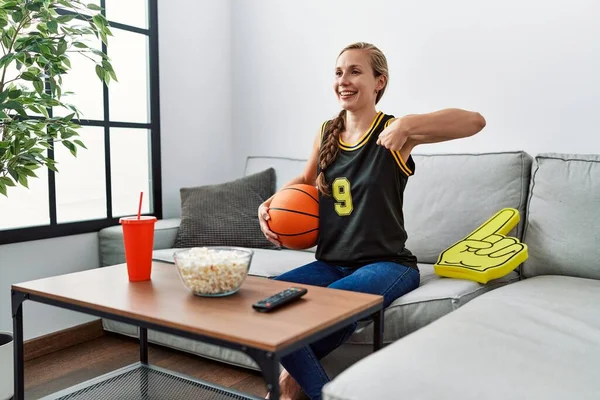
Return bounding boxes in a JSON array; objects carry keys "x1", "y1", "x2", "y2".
[
  {"x1": 322, "y1": 153, "x2": 600, "y2": 400},
  {"x1": 98, "y1": 152, "x2": 532, "y2": 378}
]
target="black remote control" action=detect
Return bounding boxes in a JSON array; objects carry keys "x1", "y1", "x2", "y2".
[{"x1": 252, "y1": 287, "x2": 308, "y2": 312}]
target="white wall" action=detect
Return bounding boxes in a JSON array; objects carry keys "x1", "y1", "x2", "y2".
[
  {"x1": 159, "y1": 0, "x2": 234, "y2": 217},
  {"x1": 0, "y1": 0, "x2": 233, "y2": 339},
  {"x1": 0, "y1": 235, "x2": 100, "y2": 339},
  {"x1": 232, "y1": 0, "x2": 600, "y2": 164}
]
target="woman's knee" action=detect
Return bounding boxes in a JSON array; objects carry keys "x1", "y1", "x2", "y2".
[
  {"x1": 329, "y1": 262, "x2": 419, "y2": 306},
  {"x1": 274, "y1": 260, "x2": 341, "y2": 287}
]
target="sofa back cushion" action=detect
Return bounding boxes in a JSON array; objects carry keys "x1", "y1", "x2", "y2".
[
  {"x1": 522, "y1": 153, "x2": 600, "y2": 280},
  {"x1": 244, "y1": 153, "x2": 533, "y2": 265},
  {"x1": 244, "y1": 156, "x2": 307, "y2": 191},
  {"x1": 404, "y1": 152, "x2": 533, "y2": 264}
]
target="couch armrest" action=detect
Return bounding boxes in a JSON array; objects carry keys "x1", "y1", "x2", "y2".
[{"x1": 98, "y1": 218, "x2": 181, "y2": 267}]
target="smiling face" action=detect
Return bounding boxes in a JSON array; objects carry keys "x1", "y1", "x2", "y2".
[{"x1": 333, "y1": 49, "x2": 387, "y2": 112}]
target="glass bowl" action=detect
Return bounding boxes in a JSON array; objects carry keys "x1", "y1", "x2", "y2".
[{"x1": 173, "y1": 247, "x2": 254, "y2": 297}]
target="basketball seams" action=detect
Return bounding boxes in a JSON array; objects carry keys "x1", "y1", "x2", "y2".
[
  {"x1": 282, "y1": 187, "x2": 319, "y2": 204},
  {"x1": 269, "y1": 207, "x2": 319, "y2": 218},
  {"x1": 269, "y1": 228, "x2": 319, "y2": 237}
]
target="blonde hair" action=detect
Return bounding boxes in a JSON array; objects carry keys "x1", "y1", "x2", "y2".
[{"x1": 316, "y1": 42, "x2": 389, "y2": 196}]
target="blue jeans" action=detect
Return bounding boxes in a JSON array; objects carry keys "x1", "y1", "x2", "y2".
[{"x1": 273, "y1": 260, "x2": 420, "y2": 400}]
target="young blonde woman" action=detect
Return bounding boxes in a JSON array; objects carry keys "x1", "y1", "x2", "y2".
[{"x1": 258, "y1": 42, "x2": 486, "y2": 400}]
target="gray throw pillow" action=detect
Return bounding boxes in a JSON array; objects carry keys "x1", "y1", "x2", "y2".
[{"x1": 174, "y1": 168, "x2": 278, "y2": 249}]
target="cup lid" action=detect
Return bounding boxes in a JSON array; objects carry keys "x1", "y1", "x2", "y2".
[{"x1": 119, "y1": 216, "x2": 158, "y2": 224}]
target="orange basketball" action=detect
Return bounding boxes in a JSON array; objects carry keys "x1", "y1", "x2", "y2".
[{"x1": 267, "y1": 184, "x2": 319, "y2": 250}]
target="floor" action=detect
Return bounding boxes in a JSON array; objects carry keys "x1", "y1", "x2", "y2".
[{"x1": 24, "y1": 332, "x2": 267, "y2": 399}]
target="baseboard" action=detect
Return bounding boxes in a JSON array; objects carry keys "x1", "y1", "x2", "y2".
[{"x1": 24, "y1": 319, "x2": 105, "y2": 361}]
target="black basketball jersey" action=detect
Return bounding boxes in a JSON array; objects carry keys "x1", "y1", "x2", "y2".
[{"x1": 315, "y1": 111, "x2": 418, "y2": 270}]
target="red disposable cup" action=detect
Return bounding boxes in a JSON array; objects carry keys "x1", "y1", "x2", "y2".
[{"x1": 120, "y1": 216, "x2": 157, "y2": 281}]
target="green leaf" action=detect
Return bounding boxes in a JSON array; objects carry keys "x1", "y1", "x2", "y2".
[
  {"x1": 20, "y1": 167, "x2": 38, "y2": 178},
  {"x1": 57, "y1": 15, "x2": 76, "y2": 23},
  {"x1": 25, "y1": 2, "x2": 43, "y2": 12},
  {"x1": 21, "y1": 72, "x2": 37, "y2": 81},
  {"x1": 47, "y1": 20, "x2": 58, "y2": 34},
  {"x1": 0, "y1": 183, "x2": 7, "y2": 197},
  {"x1": 0, "y1": 176, "x2": 16, "y2": 187},
  {"x1": 7, "y1": 168, "x2": 18, "y2": 182},
  {"x1": 57, "y1": 40, "x2": 67, "y2": 55},
  {"x1": 87, "y1": 4, "x2": 102, "y2": 11},
  {"x1": 95, "y1": 64, "x2": 104, "y2": 81},
  {"x1": 59, "y1": 128, "x2": 78, "y2": 139},
  {"x1": 46, "y1": 162, "x2": 58, "y2": 172},
  {"x1": 17, "y1": 174, "x2": 29, "y2": 188},
  {"x1": 2, "y1": 2, "x2": 19, "y2": 10},
  {"x1": 8, "y1": 89, "x2": 22, "y2": 99},
  {"x1": 92, "y1": 15, "x2": 104, "y2": 27},
  {"x1": 33, "y1": 79, "x2": 45, "y2": 95},
  {"x1": 0, "y1": 110, "x2": 8, "y2": 119},
  {"x1": 11, "y1": 10, "x2": 23, "y2": 23},
  {"x1": 37, "y1": 54, "x2": 49, "y2": 65},
  {"x1": 108, "y1": 69, "x2": 118, "y2": 82},
  {"x1": 0, "y1": 53, "x2": 15, "y2": 68},
  {"x1": 62, "y1": 140, "x2": 77, "y2": 156},
  {"x1": 73, "y1": 139, "x2": 87, "y2": 149},
  {"x1": 3, "y1": 100, "x2": 22, "y2": 109},
  {"x1": 2, "y1": 34, "x2": 11, "y2": 49}
]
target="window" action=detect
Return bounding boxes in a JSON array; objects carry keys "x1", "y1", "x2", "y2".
[{"x1": 0, "y1": 0, "x2": 161, "y2": 244}]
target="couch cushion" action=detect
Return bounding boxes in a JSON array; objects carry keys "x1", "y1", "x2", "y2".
[
  {"x1": 323, "y1": 275, "x2": 600, "y2": 400},
  {"x1": 346, "y1": 263, "x2": 519, "y2": 344},
  {"x1": 404, "y1": 152, "x2": 532, "y2": 264},
  {"x1": 523, "y1": 153, "x2": 600, "y2": 280},
  {"x1": 244, "y1": 156, "x2": 306, "y2": 191},
  {"x1": 152, "y1": 247, "x2": 317, "y2": 278},
  {"x1": 174, "y1": 168, "x2": 278, "y2": 250}
]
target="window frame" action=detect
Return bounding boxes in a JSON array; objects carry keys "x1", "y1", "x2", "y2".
[{"x1": 0, "y1": 0, "x2": 162, "y2": 245}]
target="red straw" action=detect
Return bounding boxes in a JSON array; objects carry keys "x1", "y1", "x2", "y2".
[{"x1": 137, "y1": 192, "x2": 143, "y2": 220}]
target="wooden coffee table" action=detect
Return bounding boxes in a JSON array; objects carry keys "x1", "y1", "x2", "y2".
[{"x1": 11, "y1": 262, "x2": 384, "y2": 400}]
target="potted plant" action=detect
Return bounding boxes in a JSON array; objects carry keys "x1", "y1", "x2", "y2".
[
  {"x1": 0, "y1": 0, "x2": 115, "y2": 197},
  {"x1": 0, "y1": 1, "x2": 114, "y2": 397}
]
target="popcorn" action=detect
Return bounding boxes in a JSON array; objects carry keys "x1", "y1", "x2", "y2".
[{"x1": 174, "y1": 247, "x2": 251, "y2": 295}]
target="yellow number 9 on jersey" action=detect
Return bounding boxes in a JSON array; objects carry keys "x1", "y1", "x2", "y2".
[{"x1": 333, "y1": 177, "x2": 353, "y2": 216}]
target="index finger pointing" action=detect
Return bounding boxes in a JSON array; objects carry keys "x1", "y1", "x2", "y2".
[{"x1": 465, "y1": 208, "x2": 520, "y2": 241}]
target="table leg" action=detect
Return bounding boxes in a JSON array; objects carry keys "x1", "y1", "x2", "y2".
[
  {"x1": 373, "y1": 308, "x2": 384, "y2": 352},
  {"x1": 139, "y1": 327, "x2": 148, "y2": 364},
  {"x1": 12, "y1": 291, "x2": 26, "y2": 400},
  {"x1": 245, "y1": 348, "x2": 280, "y2": 400}
]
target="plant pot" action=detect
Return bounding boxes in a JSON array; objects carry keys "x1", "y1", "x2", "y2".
[{"x1": 0, "y1": 331, "x2": 13, "y2": 400}]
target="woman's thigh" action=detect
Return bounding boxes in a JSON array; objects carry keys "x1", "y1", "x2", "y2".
[
  {"x1": 329, "y1": 262, "x2": 420, "y2": 308},
  {"x1": 273, "y1": 260, "x2": 343, "y2": 287}
]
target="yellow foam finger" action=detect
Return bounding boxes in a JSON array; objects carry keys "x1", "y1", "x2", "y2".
[
  {"x1": 465, "y1": 208, "x2": 520, "y2": 241},
  {"x1": 434, "y1": 208, "x2": 528, "y2": 284}
]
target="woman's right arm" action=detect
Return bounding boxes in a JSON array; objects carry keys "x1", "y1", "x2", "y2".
[{"x1": 258, "y1": 128, "x2": 321, "y2": 246}]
